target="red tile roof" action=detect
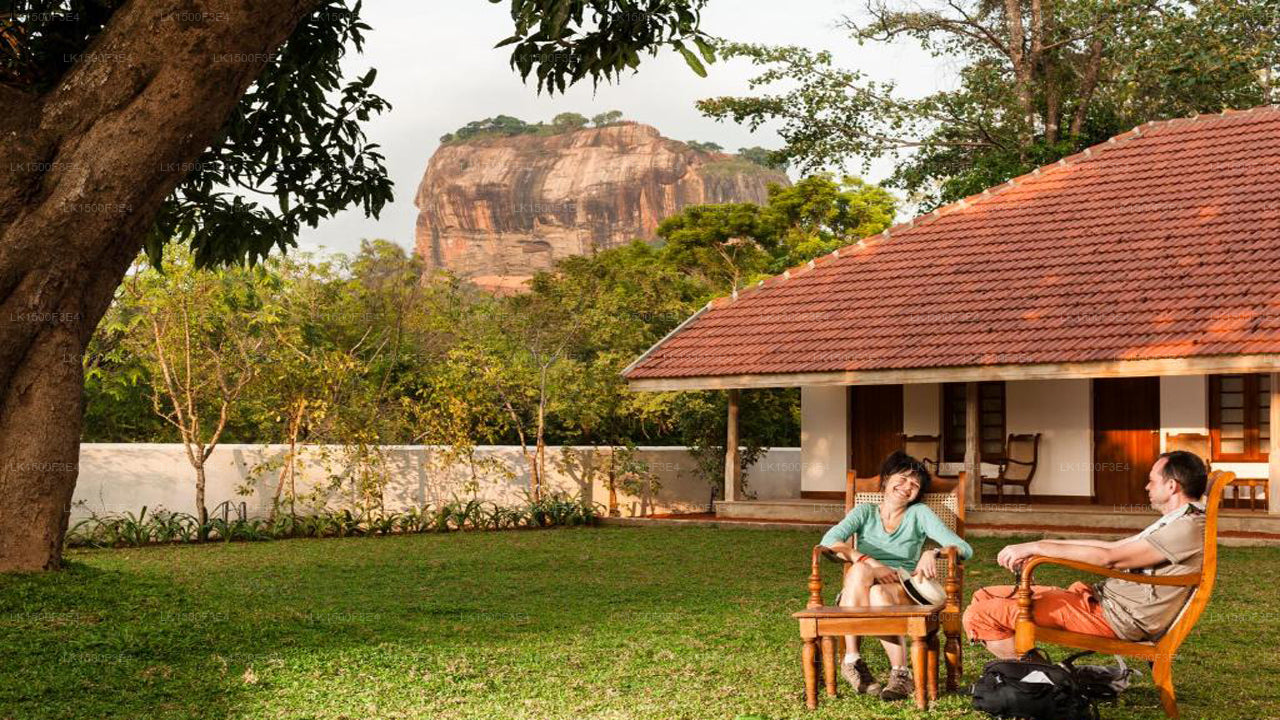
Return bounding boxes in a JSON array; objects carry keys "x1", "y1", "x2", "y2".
[{"x1": 624, "y1": 106, "x2": 1280, "y2": 381}]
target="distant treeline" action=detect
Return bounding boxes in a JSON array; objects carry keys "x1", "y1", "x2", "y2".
[{"x1": 439, "y1": 112, "x2": 787, "y2": 169}]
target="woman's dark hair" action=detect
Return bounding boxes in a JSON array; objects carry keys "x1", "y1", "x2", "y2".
[{"x1": 879, "y1": 450, "x2": 932, "y2": 505}]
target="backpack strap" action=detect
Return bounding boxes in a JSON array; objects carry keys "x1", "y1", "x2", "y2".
[
  {"x1": 1019, "y1": 647, "x2": 1054, "y2": 665},
  {"x1": 1060, "y1": 649, "x2": 1096, "y2": 668}
]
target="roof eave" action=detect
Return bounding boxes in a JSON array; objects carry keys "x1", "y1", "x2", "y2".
[
  {"x1": 626, "y1": 353, "x2": 1280, "y2": 391},
  {"x1": 619, "y1": 302, "x2": 712, "y2": 380}
]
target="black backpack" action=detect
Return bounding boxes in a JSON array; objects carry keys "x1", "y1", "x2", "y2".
[{"x1": 971, "y1": 648, "x2": 1101, "y2": 720}]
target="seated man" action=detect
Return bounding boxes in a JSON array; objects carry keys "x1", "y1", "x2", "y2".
[{"x1": 963, "y1": 450, "x2": 1208, "y2": 659}]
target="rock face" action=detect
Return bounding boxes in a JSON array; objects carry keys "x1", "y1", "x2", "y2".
[{"x1": 413, "y1": 122, "x2": 789, "y2": 288}]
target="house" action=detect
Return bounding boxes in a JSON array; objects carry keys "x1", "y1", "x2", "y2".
[{"x1": 623, "y1": 106, "x2": 1280, "y2": 526}]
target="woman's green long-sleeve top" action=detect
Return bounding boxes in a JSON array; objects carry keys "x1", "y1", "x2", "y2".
[{"x1": 819, "y1": 503, "x2": 974, "y2": 572}]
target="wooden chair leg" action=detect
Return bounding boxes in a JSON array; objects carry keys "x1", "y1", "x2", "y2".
[
  {"x1": 912, "y1": 635, "x2": 928, "y2": 710},
  {"x1": 926, "y1": 633, "x2": 939, "y2": 701},
  {"x1": 821, "y1": 636, "x2": 837, "y2": 697},
  {"x1": 802, "y1": 638, "x2": 818, "y2": 709},
  {"x1": 944, "y1": 630, "x2": 961, "y2": 692},
  {"x1": 1153, "y1": 657, "x2": 1178, "y2": 718}
]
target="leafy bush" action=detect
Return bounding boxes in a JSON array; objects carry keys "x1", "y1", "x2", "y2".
[{"x1": 64, "y1": 495, "x2": 599, "y2": 549}]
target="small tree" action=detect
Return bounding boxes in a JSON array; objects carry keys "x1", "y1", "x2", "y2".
[
  {"x1": 591, "y1": 110, "x2": 625, "y2": 126},
  {"x1": 118, "y1": 250, "x2": 267, "y2": 536},
  {"x1": 551, "y1": 112, "x2": 590, "y2": 130},
  {"x1": 737, "y1": 145, "x2": 788, "y2": 170},
  {"x1": 556, "y1": 444, "x2": 657, "y2": 517}
]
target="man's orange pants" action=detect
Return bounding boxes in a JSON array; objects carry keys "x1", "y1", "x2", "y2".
[{"x1": 962, "y1": 581, "x2": 1118, "y2": 641}]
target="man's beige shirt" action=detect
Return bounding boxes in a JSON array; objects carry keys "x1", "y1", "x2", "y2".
[{"x1": 1094, "y1": 503, "x2": 1206, "y2": 642}]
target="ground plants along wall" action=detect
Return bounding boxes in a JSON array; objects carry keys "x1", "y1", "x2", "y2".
[{"x1": 67, "y1": 491, "x2": 598, "y2": 549}]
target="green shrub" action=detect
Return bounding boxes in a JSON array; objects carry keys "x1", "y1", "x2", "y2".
[{"x1": 64, "y1": 494, "x2": 598, "y2": 549}]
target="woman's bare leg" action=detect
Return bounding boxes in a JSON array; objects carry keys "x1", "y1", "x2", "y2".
[
  {"x1": 838, "y1": 563, "x2": 878, "y2": 657},
  {"x1": 869, "y1": 584, "x2": 911, "y2": 668}
]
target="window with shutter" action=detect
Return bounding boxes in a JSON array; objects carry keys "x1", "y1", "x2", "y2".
[{"x1": 941, "y1": 382, "x2": 1006, "y2": 463}]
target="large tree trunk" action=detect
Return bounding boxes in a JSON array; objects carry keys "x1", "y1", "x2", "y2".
[
  {"x1": 0, "y1": 325, "x2": 87, "y2": 571},
  {"x1": 0, "y1": 0, "x2": 320, "y2": 571}
]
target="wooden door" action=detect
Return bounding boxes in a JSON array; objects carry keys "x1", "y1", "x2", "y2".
[
  {"x1": 1093, "y1": 377, "x2": 1160, "y2": 507},
  {"x1": 848, "y1": 385, "x2": 904, "y2": 477}
]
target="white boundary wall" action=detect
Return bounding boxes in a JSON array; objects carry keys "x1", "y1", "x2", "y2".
[{"x1": 71, "y1": 444, "x2": 801, "y2": 520}]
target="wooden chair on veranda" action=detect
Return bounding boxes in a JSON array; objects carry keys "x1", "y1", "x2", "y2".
[
  {"x1": 799, "y1": 471, "x2": 968, "y2": 698},
  {"x1": 1163, "y1": 432, "x2": 1266, "y2": 509},
  {"x1": 1014, "y1": 470, "x2": 1234, "y2": 719},
  {"x1": 981, "y1": 433, "x2": 1041, "y2": 503},
  {"x1": 900, "y1": 434, "x2": 942, "y2": 476}
]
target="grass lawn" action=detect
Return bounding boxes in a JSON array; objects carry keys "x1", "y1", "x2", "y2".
[{"x1": 2, "y1": 526, "x2": 1279, "y2": 719}]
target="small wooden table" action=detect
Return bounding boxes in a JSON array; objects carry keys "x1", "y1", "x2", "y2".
[{"x1": 792, "y1": 603, "x2": 942, "y2": 710}]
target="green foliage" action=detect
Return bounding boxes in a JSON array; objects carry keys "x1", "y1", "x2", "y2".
[
  {"x1": 1, "y1": 1, "x2": 128, "y2": 90},
  {"x1": 673, "y1": 387, "x2": 800, "y2": 499},
  {"x1": 4, "y1": 1, "x2": 691, "y2": 274},
  {"x1": 764, "y1": 175, "x2": 896, "y2": 273},
  {"x1": 439, "y1": 111, "x2": 620, "y2": 144},
  {"x1": 494, "y1": 0, "x2": 715, "y2": 93},
  {"x1": 146, "y1": 1, "x2": 394, "y2": 268},
  {"x1": 698, "y1": 2, "x2": 1280, "y2": 206},
  {"x1": 439, "y1": 114, "x2": 541, "y2": 144},
  {"x1": 591, "y1": 109, "x2": 625, "y2": 126},
  {"x1": 736, "y1": 145, "x2": 788, "y2": 170},
  {"x1": 65, "y1": 494, "x2": 600, "y2": 548},
  {"x1": 551, "y1": 111, "x2": 589, "y2": 129},
  {"x1": 686, "y1": 139, "x2": 724, "y2": 152},
  {"x1": 84, "y1": 171, "x2": 895, "y2": 492},
  {"x1": 657, "y1": 174, "x2": 896, "y2": 291},
  {"x1": 3, "y1": 0, "x2": 392, "y2": 268}
]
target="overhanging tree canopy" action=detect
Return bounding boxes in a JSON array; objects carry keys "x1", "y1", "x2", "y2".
[{"x1": 0, "y1": 0, "x2": 713, "y2": 572}]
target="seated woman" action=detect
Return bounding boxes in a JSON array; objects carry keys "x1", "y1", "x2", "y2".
[{"x1": 819, "y1": 450, "x2": 973, "y2": 702}]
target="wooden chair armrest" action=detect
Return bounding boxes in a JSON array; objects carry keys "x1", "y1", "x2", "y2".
[
  {"x1": 1017, "y1": 555, "x2": 1201, "y2": 593},
  {"x1": 808, "y1": 541, "x2": 857, "y2": 608},
  {"x1": 942, "y1": 545, "x2": 963, "y2": 614}
]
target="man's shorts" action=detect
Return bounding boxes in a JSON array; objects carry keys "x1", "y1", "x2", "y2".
[{"x1": 962, "y1": 581, "x2": 1118, "y2": 642}]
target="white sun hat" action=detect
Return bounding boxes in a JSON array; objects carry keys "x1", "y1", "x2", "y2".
[{"x1": 897, "y1": 568, "x2": 947, "y2": 606}]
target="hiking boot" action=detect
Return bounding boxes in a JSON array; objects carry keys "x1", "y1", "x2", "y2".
[
  {"x1": 878, "y1": 667, "x2": 914, "y2": 701},
  {"x1": 840, "y1": 658, "x2": 881, "y2": 695}
]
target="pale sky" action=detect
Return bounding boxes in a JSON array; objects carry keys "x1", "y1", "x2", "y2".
[{"x1": 296, "y1": 0, "x2": 958, "y2": 256}]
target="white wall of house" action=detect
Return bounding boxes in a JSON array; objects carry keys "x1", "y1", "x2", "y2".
[
  {"x1": 903, "y1": 383, "x2": 940, "y2": 434},
  {"x1": 1160, "y1": 375, "x2": 1207, "y2": 436},
  {"x1": 1159, "y1": 374, "x2": 1268, "y2": 481},
  {"x1": 1005, "y1": 379, "x2": 1093, "y2": 497},
  {"x1": 800, "y1": 386, "x2": 848, "y2": 493},
  {"x1": 799, "y1": 374, "x2": 1267, "y2": 498}
]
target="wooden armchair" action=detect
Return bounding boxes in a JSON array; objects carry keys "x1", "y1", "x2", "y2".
[
  {"x1": 900, "y1": 434, "x2": 942, "y2": 475},
  {"x1": 1014, "y1": 470, "x2": 1234, "y2": 719},
  {"x1": 805, "y1": 471, "x2": 968, "y2": 691},
  {"x1": 981, "y1": 433, "x2": 1041, "y2": 503}
]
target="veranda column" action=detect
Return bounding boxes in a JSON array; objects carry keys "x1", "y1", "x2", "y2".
[
  {"x1": 964, "y1": 382, "x2": 981, "y2": 509},
  {"x1": 725, "y1": 389, "x2": 742, "y2": 503},
  {"x1": 1270, "y1": 373, "x2": 1279, "y2": 514}
]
